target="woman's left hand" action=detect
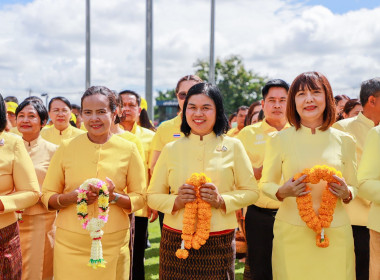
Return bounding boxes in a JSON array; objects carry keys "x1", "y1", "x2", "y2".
[
  {"x1": 329, "y1": 175, "x2": 351, "y2": 200},
  {"x1": 199, "y1": 183, "x2": 225, "y2": 209}
]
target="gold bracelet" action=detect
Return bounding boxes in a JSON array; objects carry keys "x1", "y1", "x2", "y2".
[{"x1": 56, "y1": 194, "x2": 65, "y2": 208}]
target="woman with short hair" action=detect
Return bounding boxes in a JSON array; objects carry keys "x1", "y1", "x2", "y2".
[
  {"x1": 148, "y1": 83, "x2": 259, "y2": 279},
  {"x1": 41, "y1": 96, "x2": 84, "y2": 145},
  {"x1": 42, "y1": 86, "x2": 146, "y2": 280},
  {"x1": 261, "y1": 72, "x2": 357, "y2": 279}
]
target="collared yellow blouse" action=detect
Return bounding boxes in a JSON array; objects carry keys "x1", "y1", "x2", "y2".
[
  {"x1": 41, "y1": 133, "x2": 146, "y2": 234},
  {"x1": 238, "y1": 120, "x2": 291, "y2": 209},
  {"x1": 261, "y1": 125, "x2": 358, "y2": 227},
  {"x1": 117, "y1": 130, "x2": 145, "y2": 163},
  {"x1": 150, "y1": 114, "x2": 183, "y2": 152},
  {"x1": 358, "y1": 126, "x2": 380, "y2": 232},
  {"x1": 41, "y1": 124, "x2": 85, "y2": 146},
  {"x1": 333, "y1": 112, "x2": 374, "y2": 226},
  {"x1": 23, "y1": 136, "x2": 57, "y2": 215},
  {"x1": 147, "y1": 132, "x2": 259, "y2": 232},
  {"x1": 0, "y1": 132, "x2": 40, "y2": 228}
]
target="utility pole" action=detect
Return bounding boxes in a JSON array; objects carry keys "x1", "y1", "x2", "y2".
[
  {"x1": 146, "y1": 0, "x2": 153, "y2": 119},
  {"x1": 209, "y1": 0, "x2": 215, "y2": 85},
  {"x1": 85, "y1": 0, "x2": 91, "y2": 89}
]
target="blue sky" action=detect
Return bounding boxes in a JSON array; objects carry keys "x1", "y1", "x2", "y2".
[
  {"x1": 1, "y1": 0, "x2": 380, "y2": 13},
  {"x1": 297, "y1": 0, "x2": 380, "y2": 13}
]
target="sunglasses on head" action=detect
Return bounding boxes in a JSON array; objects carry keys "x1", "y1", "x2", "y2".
[{"x1": 177, "y1": 92, "x2": 187, "y2": 100}]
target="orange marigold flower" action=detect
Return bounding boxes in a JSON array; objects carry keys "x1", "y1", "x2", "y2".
[{"x1": 295, "y1": 165, "x2": 341, "y2": 248}]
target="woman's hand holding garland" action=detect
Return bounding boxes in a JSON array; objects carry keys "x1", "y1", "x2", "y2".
[{"x1": 276, "y1": 174, "x2": 309, "y2": 201}]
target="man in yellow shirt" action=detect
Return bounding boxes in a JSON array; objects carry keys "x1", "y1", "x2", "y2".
[
  {"x1": 358, "y1": 126, "x2": 380, "y2": 279},
  {"x1": 238, "y1": 79, "x2": 289, "y2": 280},
  {"x1": 119, "y1": 89, "x2": 156, "y2": 280},
  {"x1": 333, "y1": 77, "x2": 380, "y2": 280},
  {"x1": 226, "y1": 105, "x2": 248, "y2": 137}
]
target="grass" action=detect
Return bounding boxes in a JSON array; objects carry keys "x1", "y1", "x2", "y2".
[{"x1": 145, "y1": 221, "x2": 245, "y2": 280}]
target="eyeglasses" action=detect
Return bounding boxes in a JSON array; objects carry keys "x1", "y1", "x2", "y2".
[{"x1": 176, "y1": 92, "x2": 187, "y2": 100}]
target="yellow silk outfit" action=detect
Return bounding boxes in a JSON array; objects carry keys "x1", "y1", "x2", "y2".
[
  {"x1": 150, "y1": 114, "x2": 183, "y2": 153},
  {"x1": 130, "y1": 122, "x2": 155, "y2": 217},
  {"x1": 358, "y1": 126, "x2": 380, "y2": 280},
  {"x1": 19, "y1": 136, "x2": 57, "y2": 280},
  {"x1": 147, "y1": 132, "x2": 259, "y2": 232},
  {"x1": 41, "y1": 124, "x2": 85, "y2": 146},
  {"x1": 238, "y1": 120, "x2": 290, "y2": 279},
  {"x1": 148, "y1": 132, "x2": 259, "y2": 278},
  {"x1": 117, "y1": 130, "x2": 145, "y2": 163},
  {"x1": 0, "y1": 132, "x2": 40, "y2": 279},
  {"x1": 226, "y1": 127, "x2": 240, "y2": 137},
  {"x1": 333, "y1": 112, "x2": 373, "y2": 226},
  {"x1": 41, "y1": 134, "x2": 146, "y2": 280},
  {"x1": 0, "y1": 132, "x2": 40, "y2": 227},
  {"x1": 261, "y1": 126, "x2": 357, "y2": 280}
]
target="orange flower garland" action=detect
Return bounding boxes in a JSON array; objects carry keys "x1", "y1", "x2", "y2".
[
  {"x1": 176, "y1": 173, "x2": 212, "y2": 259},
  {"x1": 294, "y1": 165, "x2": 342, "y2": 248}
]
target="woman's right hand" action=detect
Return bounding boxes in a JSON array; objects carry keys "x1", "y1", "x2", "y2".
[
  {"x1": 276, "y1": 174, "x2": 309, "y2": 201},
  {"x1": 172, "y1": 184, "x2": 196, "y2": 212},
  {"x1": 87, "y1": 184, "x2": 100, "y2": 205}
]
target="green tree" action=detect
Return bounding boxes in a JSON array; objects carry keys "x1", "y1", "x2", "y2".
[{"x1": 194, "y1": 55, "x2": 267, "y2": 115}]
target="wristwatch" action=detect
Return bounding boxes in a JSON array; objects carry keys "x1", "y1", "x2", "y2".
[{"x1": 110, "y1": 193, "x2": 121, "y2": 204}]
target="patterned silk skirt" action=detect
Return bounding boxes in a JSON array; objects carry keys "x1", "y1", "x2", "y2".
[
  {"x1": 160, "y1": 226, "x2": 236, "y2": 280},
  {"x1": 0, "y1": 222, "x2": 22, "y2": 280}
]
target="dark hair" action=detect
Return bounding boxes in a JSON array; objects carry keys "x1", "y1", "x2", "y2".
[
  {"x1": 360, "y1": 78, "x2": 380, "y2": 106},
  {"x1": 257, "y1": 109, "x2": 265, "y2": 122},
  {"x1": 262, "y1": 79, "x2": 289, "y2": 100},
  {"x1": 228, "y1": 112, "x2": 237, "y2": 123},
  {"x1": 287, "y1": 71, "x2": 336, "y2": 131},
  {"x1": 175, "y1": 75, "x2": 203, "y2": 94},
  {"x1": 15, "y1": 99, "x2": 49, "y2": 125},
  {"x1": 334, "y1": 94, "x2": 350, "y2": 105},
  {"x1": 4, "y1": 96, "x2": 18, "y2": 104},
  {"x1": 0, "y1": 94, "x2": 7, "y2": 132},
  {"x1": 343, "y1": 99, "x2": 361, "y2": 115},
  {"x1": 72, "y1": 104, "x2": 81, "y2": 111},
  {"x1": 237, "y1": 105, "x2": 249, "y2": 114},
  {"x1": 245, "y1": 101, "x2": 261, "y2": 126},
  {"x1": 81, "y1": 86, "x2": 118, "y2": 114},
  {"x1": 139, "y1": 108, "x2": 156, "y2": 131},
  {"x1": 118, "y1": 90, "x2": 141, "y2": 106},
  {"x1": 24, "y1": 96, "x2": 44, "y2": 103},
  {"x1": 48, "y1": 96, "x2": 72, "y2": 111},
  {"x1": 181, "y1": 83, "x2": 228, "y2": 136}
]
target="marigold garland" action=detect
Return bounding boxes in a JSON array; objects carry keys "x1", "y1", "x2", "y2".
[
  {"x1": 176, "y1": 173, "x2": 212, "y2": 259},
  {"x1": 294, "y1": 165, "x2": 342, "y2": 248},
  {"x1": 77, "y1": 178, "x2": 110, "y2": 268}
]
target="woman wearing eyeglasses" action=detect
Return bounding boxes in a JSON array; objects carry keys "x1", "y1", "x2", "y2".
[{"x1": 41, "y1": 97, "x2": 84, "y2": 145}]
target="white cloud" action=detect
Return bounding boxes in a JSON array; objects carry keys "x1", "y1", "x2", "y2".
[{"x1": 0, "y1": 0, "x2": 379, "y2": 107}]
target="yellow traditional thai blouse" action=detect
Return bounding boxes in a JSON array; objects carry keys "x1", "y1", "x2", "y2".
[
  {"x1": 117, "y1": 130, "x2": 145, "y2": 163},
  {"x1": 358, "y1": 126, "x2": 380, "y2": 232},
  {"x1": 41, "y1": 134, "x2": 146, "y2": 234},
  {"x1": 238, "y1": 119, "x2": 291, "y2": 209},
  {"x1": 333, "y1": 112, "x2": 374, "y2": 226},
  {"x1": 41, "y1": 124, "x2": 85, "y2": 146},
  {"x1": 23, "y1": 136, "x2": 57, "y2": 215},
  {"x1": 131, "y1": 122, "x2": 155, "y2": 217},
  {"x1": 147, "y1": 132, "x2": 259, "y2": 232},
  {"x1": 0, "y1": 132, "x2": 40, "y2": 228},
  {"x1": 261, "y1": 125, "x2": 358, "y2": 228}
]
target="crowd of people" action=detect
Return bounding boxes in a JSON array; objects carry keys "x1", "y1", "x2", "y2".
[{"x1": 1, "y1": 72, "x2": 380, "y2": 280}]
